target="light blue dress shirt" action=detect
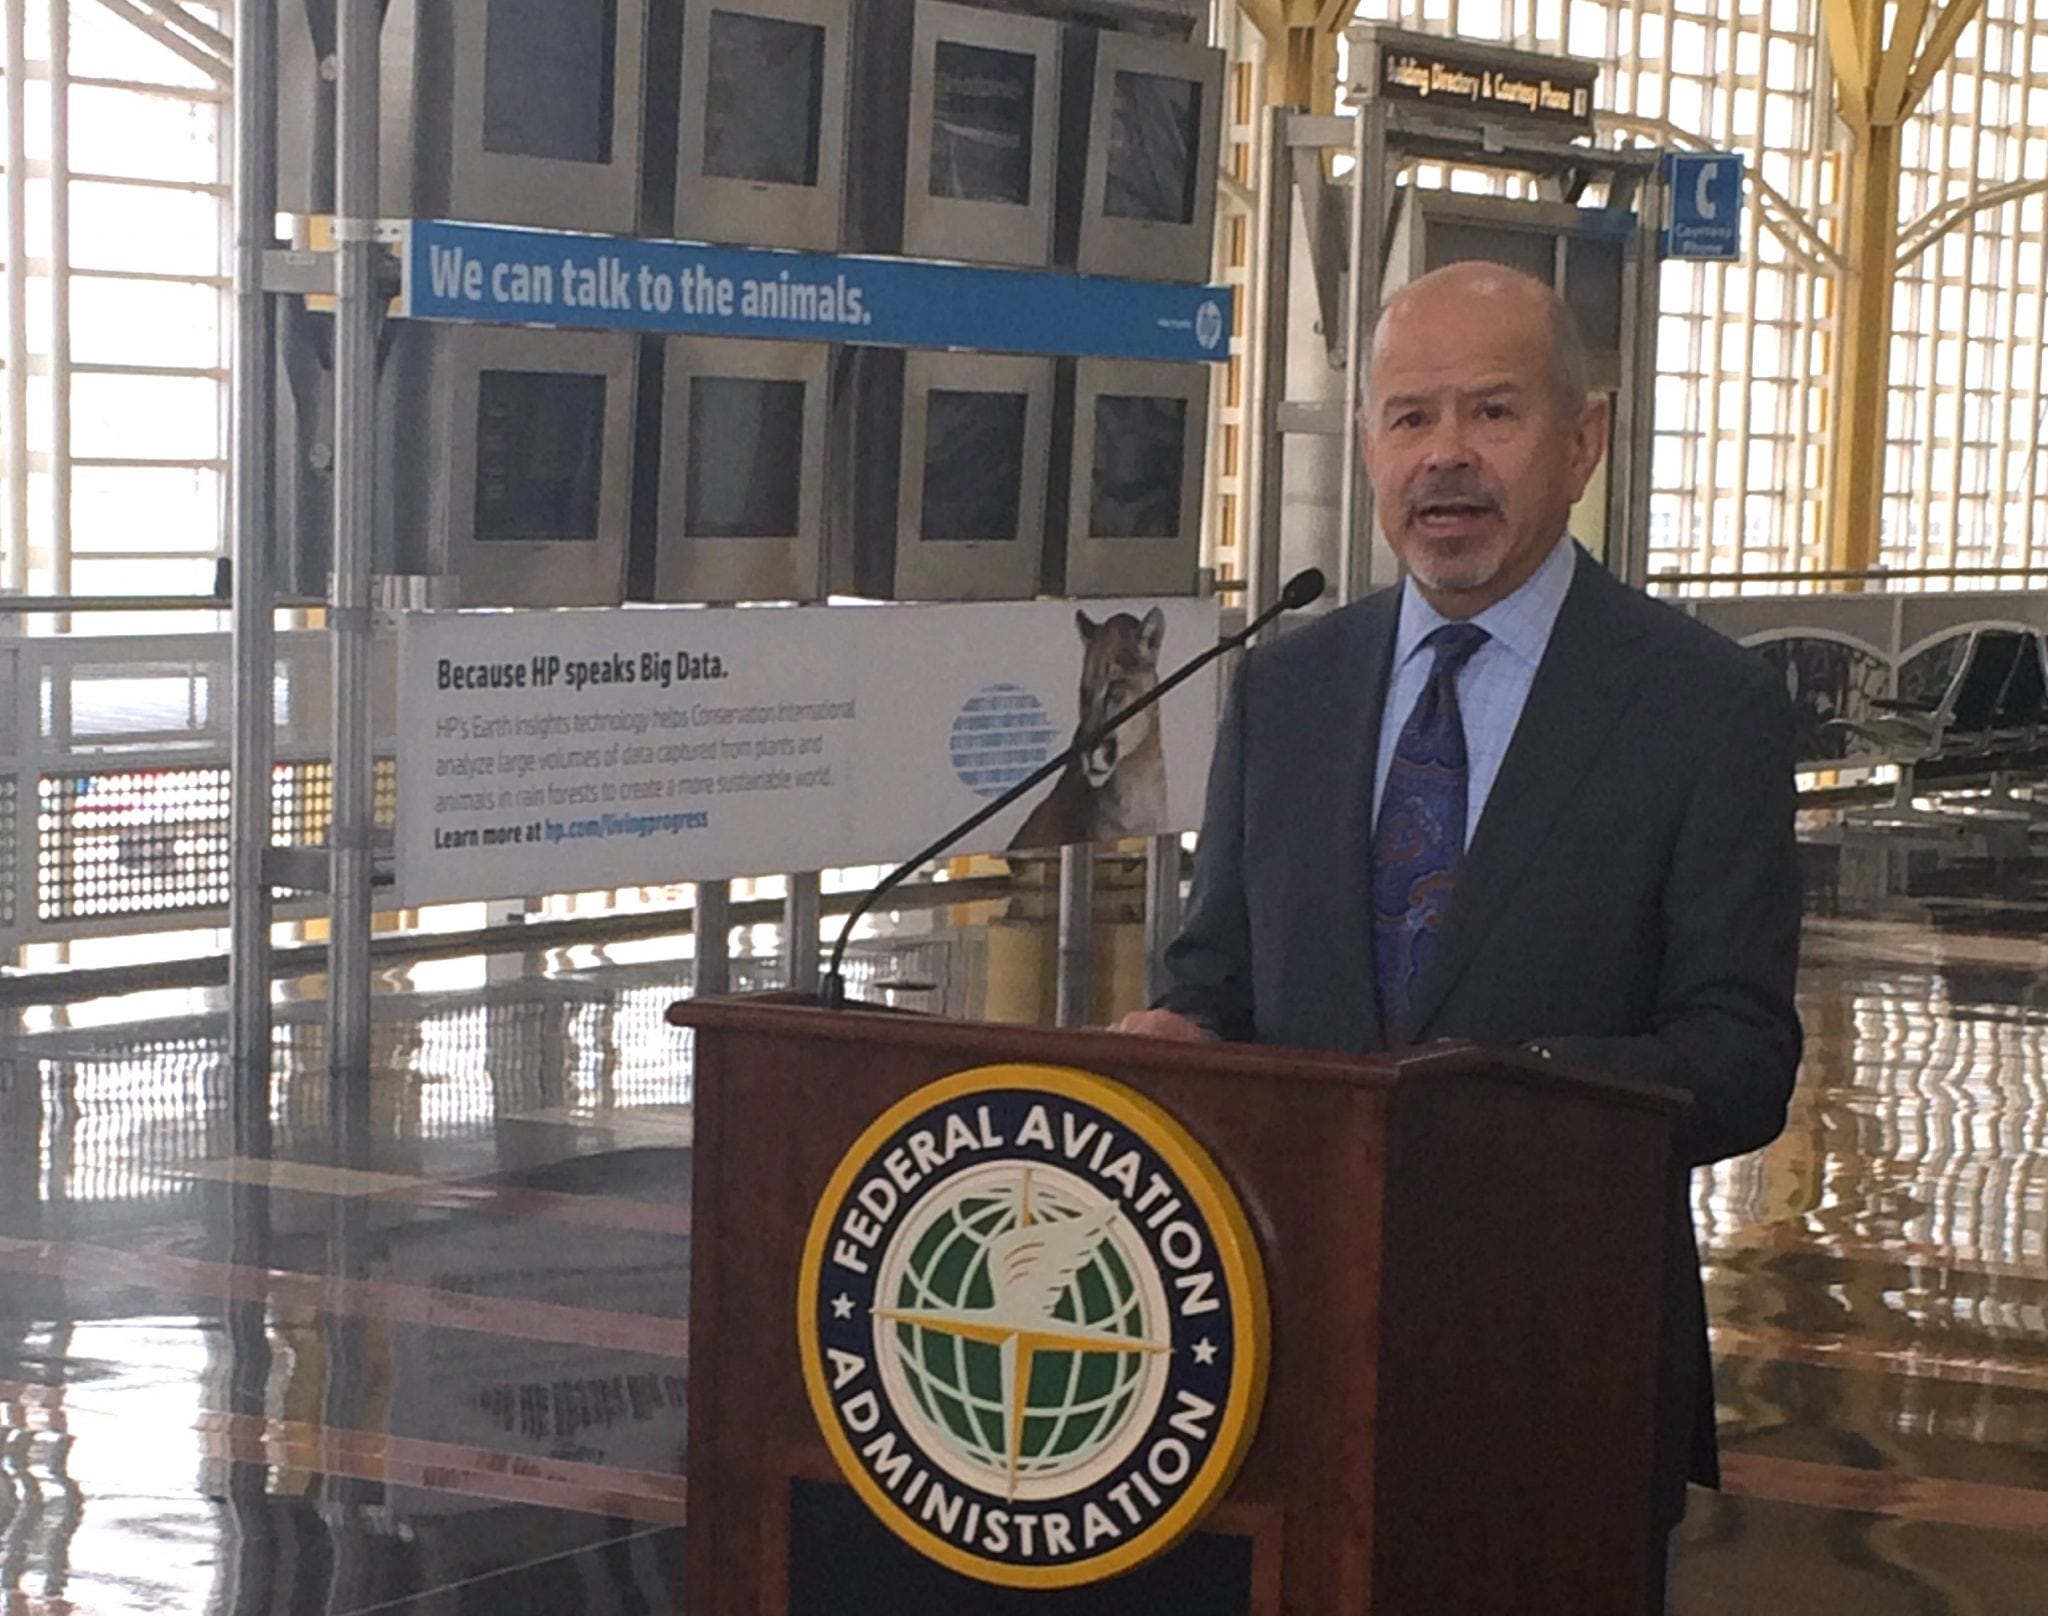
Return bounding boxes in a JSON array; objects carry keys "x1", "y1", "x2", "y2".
[{"x1": 1371, "y1": 534, "x2": 1578, "y2": 846}]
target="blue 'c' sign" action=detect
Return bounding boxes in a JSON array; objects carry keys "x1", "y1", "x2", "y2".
[{"x1": 1662, "y1": 153, "x2": 1745, "y2": 261}]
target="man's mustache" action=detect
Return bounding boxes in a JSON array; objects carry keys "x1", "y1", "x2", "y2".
[{"x1": 1406, "y1": 472, "x2": 1503, "y2": 519}]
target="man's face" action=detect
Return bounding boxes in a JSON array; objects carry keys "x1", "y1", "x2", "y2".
[{"x1": 1360, "y1": 288, "x2": 1608, "y2": 617}]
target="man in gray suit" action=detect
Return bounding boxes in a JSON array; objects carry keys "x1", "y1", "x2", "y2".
[{"x1": 1118, "y1": 262, "x2": 1803, "y2": 1599}]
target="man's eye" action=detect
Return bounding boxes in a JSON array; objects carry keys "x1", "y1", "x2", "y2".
[
  {"x1": 1479, "y1": 401, "x2": 1514, "y2": 421},
  {"x1": 1392, "y1": 411, "x2": 1426, "y2": 430}
]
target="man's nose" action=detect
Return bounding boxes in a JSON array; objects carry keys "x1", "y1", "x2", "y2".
[{"x1": 1420, "y1": 416, "x2": 1474, "y2": 467}]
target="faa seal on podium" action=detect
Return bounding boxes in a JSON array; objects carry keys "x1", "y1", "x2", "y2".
[{"x1": 797, "y1": 1063, "x2": 1271, "y2": 1591}]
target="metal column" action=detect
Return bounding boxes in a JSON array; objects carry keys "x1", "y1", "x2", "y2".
[
  {"x1": 1055, "y1": 844, "x2": 1094, "y2": 1029},
  {"x1": 1242, "y1": 104, "x2": 1292, "y2": 622},
  {"x1": 783, "y1": 871, "x2": 822, "y2": 995},
  {"x1": 1337, "y1": 104, "x2": 1385, "y2": 606},
  {"x1": 224, "y1": 8, "x2": 280, "y2": 1589},
  {"x1": 46, "y1": 0, "x2": 71, "y2": 601},
  {"x1": 1617, "y1": 180, "x2": 1664, "y2": 589},
  {"x1": 1143, "y1": 834, "x2": 1183, "y2": 1006},
  {"x1": 328, "y1": 0, "x2": 381, "y2": 1084},
  {"x1": 695, "y1": 880, "x2": 732, "y2": 999},
  {"x1": 3, "y1": 0, "x2": 29, "y2": 593},
  {"x1": 326, "y1": 17, "x2": 384, "y2": 1543},
  {"x1": 229, "y1": 0, "x2": 280, "y2": 1093}
]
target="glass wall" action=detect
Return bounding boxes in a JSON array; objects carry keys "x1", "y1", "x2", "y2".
[
  {"x1": 1345, "y1": 0, "x2": 2048, "y2": 590},
  {"x1": 0, "y1": 1, "x2": 229, "y2": 623}
]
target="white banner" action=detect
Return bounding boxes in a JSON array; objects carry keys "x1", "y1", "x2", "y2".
[{"x1": 397, "y1": 598, "x2": 1221, "y2": 905}]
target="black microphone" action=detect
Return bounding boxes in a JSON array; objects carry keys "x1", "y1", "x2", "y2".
[{"x1": 818, "y1": 568, "x2": 1327, "y2": 1009}]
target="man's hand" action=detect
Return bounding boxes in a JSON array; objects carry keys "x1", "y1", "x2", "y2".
[{"x1": 1110, "y1": 1009, "x2": 1216, "y2": 1041}]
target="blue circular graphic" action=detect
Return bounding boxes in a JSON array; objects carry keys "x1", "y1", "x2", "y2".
[{"x1": 950, "y1": 684, "x2": 1059, "y2": 799}]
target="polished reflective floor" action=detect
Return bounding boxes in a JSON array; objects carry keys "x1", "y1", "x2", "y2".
[
  {"x1": 3, "y1": 845, "x2": 2048, "y2": 1613},
  {"x1": 1682, "y1": 839, "x2": 2048, "y2": 1612}
]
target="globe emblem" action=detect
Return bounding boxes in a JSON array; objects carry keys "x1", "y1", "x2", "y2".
[
  {"x1": 1195, "y1": 300, "x2": 1224, "y2": 352},
  {"x1": 874, "y1": 1162, "x2": 1172, "y2": 1503},
  {"x1": 950, "y1": 683, "x2": 1059, "y2": 799}
]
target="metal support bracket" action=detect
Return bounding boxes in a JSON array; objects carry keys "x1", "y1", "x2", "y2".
[
  {"x1": 264, "y1": 842, "x2": 397, "y2": 894},
  {"x1": 264, "y1": 846, "x2": 330, "y2": 894},
  {"x1": 1281, "y1": 113, "x2": 1357, "y2": 371},
  {"x1": 1277, "y1": 399, "x2": 1347, "y2": 437},
  {"x1": 1289, "y1": 144, "x2": 1350, "y2": 369},
  {"x1": 1284, "y1": 115, "x2": 1355, "y2": 149},
  {"x1": 262, "y1": 249, "x2": 336, "y2": 297}
]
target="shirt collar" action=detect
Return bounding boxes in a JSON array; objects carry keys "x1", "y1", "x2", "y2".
[{"x1": 1392, "y1": 533, "x2": 1579, "y2": 672}]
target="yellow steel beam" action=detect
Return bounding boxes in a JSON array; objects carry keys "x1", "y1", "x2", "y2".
[
  {"x1": 1870, "y1": 0, "x2": 1931, "y2": 124},
  {"x1": 1821, "y1": 0, "x2": 1981, "y2": 574},
  {"x1": 1281, "y1": 27, "x2": 1339, "y2": 112},
  {"x1": 1238, "y1": 0, "x2": 1337, "y2": 38},
  {"x1": 1236, "y1": 0, "x2": 1337, "y2": 110},
  {"x1": 1825, "y1": 119, "x2": 1901, "y2": 576},
  {"x1": 1237, "y1": 0, "x2": 1289, "y2": 44},
  {"x1": 1820, "y1": 0, "x2": 1875, "y2": 128},
  {"x1": 1898, "y1": 0, "x2": 1986, "y2": 120},
  {"x1": 1897, "y1": 173, "x2": 2048, "y2": 268}
]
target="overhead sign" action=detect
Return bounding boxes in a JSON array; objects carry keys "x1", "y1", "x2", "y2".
[
  {"x1": 1662, "y1": 152, "x2": 1745, "y2": 260},
  {"x1": 396, "y1": 598, "x2": 1221, "y2": 905},
  {"x1": 797, "y1": 1064, "x2": 1269, "y2": 1587},
  {"x1": 397, "y1": 221, "x2": 1232, "y2": 364},
  {"x1": 1371, "y1": 38, "x2": 1597, "y2": 131}
]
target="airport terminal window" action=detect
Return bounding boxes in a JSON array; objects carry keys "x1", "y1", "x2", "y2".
[
  {"x1": 685, "y1": 377, "x2": 807, "y2": 537},
  {"x1": 920, "y1": 390, "x2": 1029, "y2": 542},
  {"x1": 1091, "y1": 396, "x2": 1188, "y2": 539},
  {"x1": 703, "y1": 11, "x2": 826, "y2": 186},
  {"x1": 930, "y1": 42, "x2": 1036, "y2": 206},
  {"x1": 1882, "y1": 0, "x2": 2048, "y2": 581},
  {"x1": 1346, "y1": 0, "x2": 2048, "y2": 586},
  {"x1": 473, "y1": 371, "x2": 609, "y2": 542},
  {"x1": 1105, "y1": 71, "x2": 1203, "y2": 225},
  {"x1": 1348, "y1": 0, "x2": 1836, "y2": 584},
  {"x1": 483, "y1": 0, "x2": 618, "y2": 164}
]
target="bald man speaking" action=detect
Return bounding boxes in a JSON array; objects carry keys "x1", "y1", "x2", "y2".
[{"x1": 1120, "y1": 263, "x2": 1803, "y2": 1602}]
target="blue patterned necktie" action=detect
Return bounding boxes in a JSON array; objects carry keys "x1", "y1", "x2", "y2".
[{"x1": 1372, "y1": 622, "x2": 1491, "y2": 1035}]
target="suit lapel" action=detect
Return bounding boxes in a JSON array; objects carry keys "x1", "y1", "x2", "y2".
[{"x1": 1400, "y1": 554, "x2": 1650, "y2": 1040}]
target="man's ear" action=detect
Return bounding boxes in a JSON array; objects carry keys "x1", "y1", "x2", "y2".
[{"x1": 1567, "y1": 393, "x2": 1612, "y2": 499}]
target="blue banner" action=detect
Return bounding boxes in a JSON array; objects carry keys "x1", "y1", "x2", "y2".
[{"x1": 398, "y1": 221, "x2": 1232, "y2": 364}]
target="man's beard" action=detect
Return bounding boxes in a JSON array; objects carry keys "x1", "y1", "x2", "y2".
[
  {"x1": 1403, "y1": 539, "x2": 1505, "y2": 596},
  {"x1": 1398, "y1": 468, "x2": 1508, "y2": 595}
]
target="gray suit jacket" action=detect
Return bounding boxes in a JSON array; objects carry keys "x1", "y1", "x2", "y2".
[{"x1": 1158, "y1": 549, "x2": 1803, "y2": 1522}]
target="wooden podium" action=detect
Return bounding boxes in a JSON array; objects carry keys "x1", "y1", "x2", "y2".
[{"x1": 670, "y1": 998, "x2": 1683, "y2": 1615}]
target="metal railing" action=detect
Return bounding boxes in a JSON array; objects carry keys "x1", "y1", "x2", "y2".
[{"x1": 1653, "y1": 566, "x2": 2048, "y2": 589}]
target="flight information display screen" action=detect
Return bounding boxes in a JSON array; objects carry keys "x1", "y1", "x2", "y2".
[
  {"x1": 473, "y1": 371, "x2": 609, "y2": 542},
  {"x1": 685, "y1": 376, "x2": 807, "y2": 537},
  {"x1": 1090, "y1": 394, "x2": 1187, "y2": 539},
  {"x1": 1104, "y1": 70, "x2": 1202, "y2": 224},
  {"x1": 482, "y1": 0, "x2": 617, "y2": 164},
  {"x1": 929, "y1": 42, "x2": 1036, "y2": 206},
  {"x1": 703, "y1": 11, "x2": 825, "y2": 185},
  {"x1": 919, "y1": 389, "x2": 1028, "y2": 542}
]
